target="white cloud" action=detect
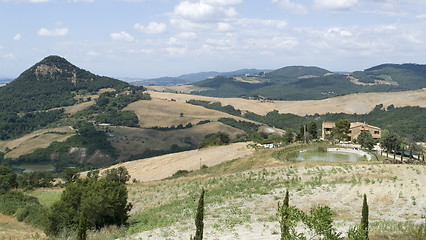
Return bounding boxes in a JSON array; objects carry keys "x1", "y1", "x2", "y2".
[
  {"x1": 165, "y1": 47, "x2": 187, "y2": 56},
  {"x1": 13, "y1": 34, "x2": 22, "y2": 40},
  {"x1": 87, "y1": 50, "x2": 99, "y2": 57},
  {"x1": 416, "y1": 14, "x2": 426, "y2": 19},
  {"x1": 272, "y1": 0, "x2": 307, "y2": 14},
  {"x1": 178, "y1": 32, "x2": 197, "y2": 40},
  {"x1": 217, "y1": 22, "x2": 232, "y2": 31},
  {"x1": 38, "y1": 27, "x2": 69, "y2": 37},
  {"x1": 327, "y1": 27, "x2": 352, "y2": 38},
  {"x1": 110, "y1": 31, "x2": 134, "y2": 42},
  {"x1": 69, "y1": 0, "x2": 94, "y2": 2},
  {"x1": 204, "y1": 0, "x2": 242, "y2": 6},
  {"x1": 174, "y1": 1, "x2": 215, "y2": 20},
  {"x1": 2, "y1": 0, "x2": 51, "y2": 2},
  {"x1": 134, "y1": 22, "x2": 167, "y2": 35},
  {"x1": 314, "y1": 0, "x2": 358, "y2": 10}
]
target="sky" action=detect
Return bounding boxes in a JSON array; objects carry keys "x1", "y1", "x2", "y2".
[{"x1": 1, "y1": 0, "x2": 426, "y2": 79}]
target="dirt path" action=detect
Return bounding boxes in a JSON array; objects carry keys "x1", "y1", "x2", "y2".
[
  {"x1": 105, "y1": 142, "x2": 254, "y2": 182},
  {"x1": 148, "y1": 88, "x2": 426, "y2": 116}
]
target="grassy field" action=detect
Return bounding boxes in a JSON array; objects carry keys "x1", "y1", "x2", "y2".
[{"x1": 147, "y1": 88, "x2": 426, "y2": 116}]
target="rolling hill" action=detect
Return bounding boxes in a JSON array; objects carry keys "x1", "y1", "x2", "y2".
[
  {"x1": 128, "y1": 68, "x2": 271, "y2": 86},
  {"x1": 191, "y1": 64, "x2": 426, "y2": 100}
]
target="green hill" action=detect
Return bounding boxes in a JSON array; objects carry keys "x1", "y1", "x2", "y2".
[
  {"x1": 0, "y1": 55, "x2": 129, "y2": 113},
  {"x1": 191, "y1": 64, "x2": 426, "y2": 100},
  {"x1": 0, "y1": 56, "x2": 134, "y2": 140}
]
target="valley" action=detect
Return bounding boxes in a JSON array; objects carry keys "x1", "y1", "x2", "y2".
[{"x1": 0, "y1": 56, "x2": 425, "y2": 239}]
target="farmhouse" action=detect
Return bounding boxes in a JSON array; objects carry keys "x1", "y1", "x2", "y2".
[{"x1": 322, "y1": 121, "x2": 381, "y2": 141}]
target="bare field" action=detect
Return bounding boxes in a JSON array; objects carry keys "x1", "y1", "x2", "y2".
[
  {"x1": 0, "y1": 126, "x2": 75, "y2": 159},
  {"x1": 63, "y1": 100, "x2": 95, "y2": 114},
  {"x1": 125, "y1": 96, "x2": 251, "y2": 128},
  {"x1": 104, "y1": 142, "x2": 254, "y2": 182},
  {"x1": 148, "y1": 88, "x2": 426, "y2": 116}
]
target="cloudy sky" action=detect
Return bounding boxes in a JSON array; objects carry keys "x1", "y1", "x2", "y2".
[{"x1": 1, "y1": 0, "x2": 426, "y2": 79}]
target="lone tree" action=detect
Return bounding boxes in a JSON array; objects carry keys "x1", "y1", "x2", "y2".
[
  {"x1": 379, "y1": 131, "x2": 399, "y2": 157},
  {"x1": 358, "y1": 131, "x2": 375, "y2": 151},
  {"x1": 279, "y1": 190, "x2": 290, "y2": 239},
  {"x1": 332, "y1": 119, "x2": 350, "y2": 141},
  {"x1": 191, "y1": 188, "x2": 205, "y2": 240},
  {"x1": 361, "y1": 194, "x2": 369, "y2": 239}
]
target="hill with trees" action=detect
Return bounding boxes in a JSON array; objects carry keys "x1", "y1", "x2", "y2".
[{"x1": 191, "y1": 64, "x2": 426, "y2": 100}]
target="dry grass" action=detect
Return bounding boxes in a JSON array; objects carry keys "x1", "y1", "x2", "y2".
[
  {"x1": 63, "y1": 100, "x2": 95, "y2": 114},
  {"x1": 124, "y1": 96, "x2": 251, "y2": 128},
  {"x1": 147, "y1": 88, "x2": 426, "y2": 116},
  {"x1": 101, "y1": 142, "x2": 254, "y2": 182},
  {"x1": 0, "y1": 126, "x2": 75, "y2": 159},
  {"x1": 0, "y1": 213, "x2": 46, "y2": 240}
]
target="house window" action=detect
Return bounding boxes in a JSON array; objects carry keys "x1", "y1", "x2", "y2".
[{"x1": 374, "y1": 131, "x2": 380, "y2": 134}]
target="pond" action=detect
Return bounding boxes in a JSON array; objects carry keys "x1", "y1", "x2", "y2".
[
  {"x1": 13, "y1": 163, "x2": 55, "y2": 173},
  {"x1": 289, "y1": 149, "x2": 366, "y2": 162}
]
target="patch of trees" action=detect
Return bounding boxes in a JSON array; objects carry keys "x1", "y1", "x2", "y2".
[
  {"x1": 186, "y1": 99, "x2": 242, "y2": 116},
  {"x1": 198, "y1": 132, "x2": 230, "y2": 149},
  {"x1": 17, "y1": 171, "x2": 54, "y2": 190},
  {"x1": 0, "y1": 109, "x2": 64, "y2": 140},
  {"x1": 127, "y1": 143, "x2": 197, "y2": 162},
  {"x1": 218, "y1": 118, "x2": 260, "y2": 135},
  {"x1": 0, "y1": 165, "x2": 132, "y2": 239},
  {"x1": 77, "y1": 90, "x2": 150, "y2": 128},
  {"x1": 46, "y1": 169, "x2": 132, "y2": 238}
]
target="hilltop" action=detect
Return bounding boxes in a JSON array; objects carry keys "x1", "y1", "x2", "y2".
[
  {"x1": 0, "y1": 55, "x2": 129, "y2": 113},
  {"x1": 189, "y1": 64, "x2": 426, "y2": 100}
]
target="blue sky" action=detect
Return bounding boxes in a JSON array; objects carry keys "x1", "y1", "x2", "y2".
[{"x1": 1, "y1": 0, "x2": 426, "y2": 79}]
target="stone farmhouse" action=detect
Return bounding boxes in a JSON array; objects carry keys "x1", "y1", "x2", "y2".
[{"x1": 322, "y1": 121, "x2": 381, "y2": 141}]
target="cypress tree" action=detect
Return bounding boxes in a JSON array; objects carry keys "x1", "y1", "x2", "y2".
[
  {"x1": 361, "y1": 194, "x2": 369, "y2": 240},
  {"x1": 279, "y1": 189, "x2": 290, "y2": 240},
  {"x1": 192, "y1": 188, "x2": 205, "y2": 240}
]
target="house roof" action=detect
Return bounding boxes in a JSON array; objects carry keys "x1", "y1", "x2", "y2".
[{"x1": 350, "y1": 122, "x2": 381, "y2": 130}]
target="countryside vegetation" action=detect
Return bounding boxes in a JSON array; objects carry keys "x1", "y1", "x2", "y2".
[{"x1": 0, "y1": 56, "x2": 425, "y2": 239}]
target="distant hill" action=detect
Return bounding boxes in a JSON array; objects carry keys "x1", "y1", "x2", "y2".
[
  {"x1": 128, "y1": 69, "x2": 271, "y2": 86},
  {"x1": 191, "y1": 64, "x2": 426, "y2": 100},
  {"x1": 0, "y1": 55, "x2": 130, "y2": 113},
  {"x1": 0, "y1": 78, "x2": 12, "y2": 85}
]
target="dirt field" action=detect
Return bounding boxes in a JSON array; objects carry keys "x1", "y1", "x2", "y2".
[
  {"x1": 148, "y1": 88, "x2": 426, "y2": 116},
  {"x1": 125, "y1": 96, "x2": 253, "y2": 128},
  {"x1": 0, "y1": 126, "x2": 75, "y2": 159},
  {"x1": 104, "y1": 142, "x2": 254, "y2": 182}
]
